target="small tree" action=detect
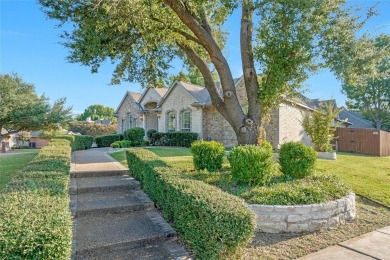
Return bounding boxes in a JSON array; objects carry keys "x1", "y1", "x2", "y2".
[
  {"x1": 18, "y1": 131, "x2": 30, "y2": 147},
  {"x1": 302, "y1": 102, "x2": 340, "y2": 152},
  {"x1": 0, "y1": 73, "x2": 72, "y2": 143}
]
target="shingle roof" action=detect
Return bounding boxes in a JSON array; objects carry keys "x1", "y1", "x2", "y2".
[
  {"x1": 155, "y1": 88, "x2": 168, "y2": 97},
  {"x1": 179, "y1": 81, "x2": 211, "y2": 104},
  {"x1": 338, "y1": 107, "x2": 375, "y2": 129},
  {"x1": 129, "y1": 92, "x2": 141, "y2": 102}
]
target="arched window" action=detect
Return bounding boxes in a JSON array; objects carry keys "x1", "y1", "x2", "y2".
[
  {"x1": 181, "y1": 110, "x2": 191, "y2": 132},
  {"x1": 167, "y1": 111, "x2": 176, "y2": 132}
]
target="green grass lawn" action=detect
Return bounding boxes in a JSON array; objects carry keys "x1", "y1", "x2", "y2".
[
  {"x1": 0, "y1": 152, "x2": 38, "y2": 191},
  {"x1": 315, "y1": 153, "x2": 390, "y2": 207},
  {"x1": 110, "y1": 148, "x2": 390, "y2": 206}
]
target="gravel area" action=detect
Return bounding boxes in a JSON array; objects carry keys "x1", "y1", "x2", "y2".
[{"x1": 242, "y1": 197, "x2": 390, "y2": 259}]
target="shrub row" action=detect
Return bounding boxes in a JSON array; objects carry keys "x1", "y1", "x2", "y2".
[
  {"x1": 150, "y1": 131, "x2": 198, "y2": 147},
  {"x1": 95, "y1": 134, "x2": 121, "y2": 147},
  {"x1": 55, "y1": 134, "x2": 94, "y2": 151},
  {"x1": 126, "y1": 149, "x2": 255, "y2": 259},
  {"x1": 0, "y1": 138, "x2": 72, "y2": 259}
]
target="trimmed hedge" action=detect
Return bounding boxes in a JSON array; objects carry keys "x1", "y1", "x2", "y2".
[
  {"x1": 95, "y1": 134, "x2": 121, "y2": 147},
  {"x1": 0, "y1": 138, "x2": 72, "y2": 259},
  {"x1": 151, "y1": 131, "x2": 198, "y2": 147},
  {"x1": 228, "y1": 144, "x2": 274, "y2": 185},
  {"x1": 126, "y1": 149, "x2": 255, "y2": 259},
  {"x1": 110, "y1": 140, "x2": 133, "y2": 148},
  {"x1": 191, "y1": 140, "x2": 224, "y2": 172},
  {"x1": 55, "y1": 134, "x2": 93, "y2": 151},
  {"x1": 279, "y1": 142, "x2": 317, "y2": 179}
]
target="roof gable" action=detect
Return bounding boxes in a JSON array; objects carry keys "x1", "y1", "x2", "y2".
[
  {"x1": 115, "y1": 91, "x2": 142, "y2": 114},
  {"x1": 138, "y1": 87, "x2": 168, "y2": 105}
]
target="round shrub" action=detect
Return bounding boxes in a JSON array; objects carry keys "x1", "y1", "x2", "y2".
[
  {"x1": 228, "y1": 144, "x2": 274, "y2": 185},
  {"x1": 191, "y1": 140, "x2": 224, "y2": 172},
  {"x1": 279, "y1": 142, "x2": 317, "y2": 179},
  {"x1": 125, "y1": 127, "x2": 145, "y2": 146}
]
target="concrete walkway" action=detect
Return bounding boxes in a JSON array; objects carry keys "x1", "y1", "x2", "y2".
[
  {"x1": 70, "y1": 148, "x2": 190, "y2": 260},
  {"x1": 300, "y1": 226, "x2": 390, "y2": 260}
]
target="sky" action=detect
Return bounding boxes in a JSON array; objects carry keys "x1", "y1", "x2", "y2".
[{"x1": 1, "y1": 0, "x2": 390, "y2": 116}]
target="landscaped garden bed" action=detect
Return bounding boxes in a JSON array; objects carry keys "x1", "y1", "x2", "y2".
[{"x1": 110, "y1": 146, "x2": 390, "y2": 259}]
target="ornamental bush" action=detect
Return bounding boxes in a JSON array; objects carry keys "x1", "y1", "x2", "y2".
[
  {"x1": 191, "y1": 140, "x2": 224, "y2": 172},
  {"x1": 126, "y1": 149, "x2": 255, "y2": 259},
  {"x1": 279, "y1": 142, "x2": 317, "y2": 179},
  {"x1": 110, "y1": 140, "x2": 133, "y2": 148},
  {"x1": 228, "y1": 143, "x2": 274, "y2": 185},
  {"x1": 125, "y1": 127, "x2": 145, "y2": 146},
  {"x1": 95, "y1": 134, "x2": 121, "y2": 147}
]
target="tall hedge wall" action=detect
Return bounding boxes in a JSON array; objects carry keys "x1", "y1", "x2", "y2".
[
  {"x1": 126, "y1": 149, "x2": 255, "y2": 259},
  {"x1": 0, "y1": 138, "x2": 72, "y2": 259}
]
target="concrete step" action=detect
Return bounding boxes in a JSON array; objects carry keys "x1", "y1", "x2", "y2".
[
  {"x1": 71, "y1": 175, "x2": 140, "y2": 194},
  {"x1": 79, "y1": 239, "x2": 191, "y2": 260},
  {"x1": 73, "y1": 211, "x2": 177, "y2": 259},
  {"x1": 72, "y1": 190, "x2": 154, "y2": 217},
  {"x1": 71, "y1": 169, "x2": 129, "y2": 178}
]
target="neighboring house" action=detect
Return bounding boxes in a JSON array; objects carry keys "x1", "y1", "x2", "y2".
[
  {"x1": 115, "y1": 77, "x2": 336, "y2": 148},
  {"x1": 26, "y1": 131, "x2": 49, "y2": 148},
  {"x1": 337, "y1": 107, "x2": 375, "y2": 129},
  {"x1": 94, "y1": 119, "x2": 112, "y2": 125}
]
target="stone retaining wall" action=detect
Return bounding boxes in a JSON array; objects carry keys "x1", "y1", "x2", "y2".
[{"x1": 248, "y1": 193, "x2": 356, "y2": 233}]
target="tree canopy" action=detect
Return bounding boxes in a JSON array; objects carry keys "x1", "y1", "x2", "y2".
[
  {"x1": 76, "y1": 104, "x2": 116, "y2": 122},
  {"x1": 39, "y1": 0, "x2": 378, "y2": 144},
  {"x1": 342, "y1": 34, "x2": 390, "y2": 131},
  {"x1": 0, "y1": 73, "x2": 72, "y2": 141}
]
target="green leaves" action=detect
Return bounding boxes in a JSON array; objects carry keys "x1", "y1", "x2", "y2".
[
  {"x1": 302, "y1": 102, "x2": 340, "y2": 152},
  {"x1": 126, "y1": 148, "x2": 255, "y2": 259},
  {"x1": 0, "y1": 74, "x2": 72, "y2": 139},
  {"x1": 342, "y1": 34, "x2": 390, "y2": 130},
  {"x1": 0, "y1": 139, "x2": 72, "y2": 259}
]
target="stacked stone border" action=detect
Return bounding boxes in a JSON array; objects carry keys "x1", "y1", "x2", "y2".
[{"x1": 248, "y1": 193, "x2": 356, "y2": 233}]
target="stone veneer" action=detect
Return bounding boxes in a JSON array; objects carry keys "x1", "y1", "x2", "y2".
[{"x1": 247, "y1": 193, "x2": 356, "y2": 233}]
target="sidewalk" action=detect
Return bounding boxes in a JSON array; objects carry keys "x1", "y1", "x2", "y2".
[
  {"x1": 70, "y1": 147, "x2": 190, "y2": 260},
  {"x1": 300, "y1": 226, "x2": 390, "y2": 259}
]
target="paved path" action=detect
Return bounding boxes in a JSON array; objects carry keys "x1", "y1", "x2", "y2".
[
  {"x1": 70, "y1": 148, "x2": 190, "y2": 260},
  {"x1": 300, "y1": 226, "x2": 390, "y2": 260}
]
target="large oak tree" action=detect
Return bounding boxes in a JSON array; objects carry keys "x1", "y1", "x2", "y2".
[
  {"x1": 0, "y1": 73, "x2": 72, "y2": 142},
  {"x1": 39, "y1": 0, "x2": 377, "y2": 144},
  {"x1": 342, "y1": 34, "x2": 390, "y2": 131}
]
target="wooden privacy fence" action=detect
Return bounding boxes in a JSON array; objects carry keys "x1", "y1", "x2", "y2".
[{"x1": 335, "y1": 128, "x2": 390, "y2": 157}]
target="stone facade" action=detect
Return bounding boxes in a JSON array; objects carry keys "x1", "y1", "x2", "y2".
[
  {"x1": 115, "y1": 78, "x2": 315, "y2": 148},
  {"x1": 116, "y1": 92, "x2": 142, "y2": 134},
  {"x1": 158, "y1": 84, "x2": 203, "y2": 136},
  {"x1": 248, "y1": 193, "x2": 356, "y2": 233},
  {"x1": 203, "y1": 107, "x2": 238, "y2": 146}
]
